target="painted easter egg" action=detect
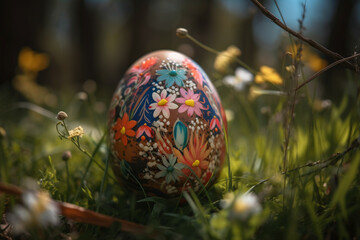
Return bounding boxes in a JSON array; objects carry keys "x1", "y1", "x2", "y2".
[{"x1": 108, "y1": 50, "x2": 227, "y2": 198}]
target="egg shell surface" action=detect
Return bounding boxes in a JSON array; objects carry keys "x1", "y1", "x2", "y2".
[{"x1": 108, "y1": 50, "x2": 227, "y2": 198}]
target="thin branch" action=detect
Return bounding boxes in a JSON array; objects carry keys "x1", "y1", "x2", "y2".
[
  {"x1": 283, "y1": 136, "x2": 360, "y2": 176},
  {"x1": 250, "y1": 136, "x2": 360, "y2": 189},
  {"x1": 295, "y1": 52, "x2": 360, "y2": 91},
  {"x1": 250, "y1": 0, "x2": 356, "y2": 71}
]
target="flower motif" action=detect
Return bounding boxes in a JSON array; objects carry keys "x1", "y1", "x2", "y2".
[
  {"x1": 8, "y1": 191, "x2": 59, "y2": 233},
  {"x1": 183, "y1": 59, "x2": 203, "y2": 86},
  {"x1": 156, "y1": 61, "x2": 187, "y2": 87},
  {"x1": 173, "y1": 119, "x2": 188, "y2": 150},
  {"x1": 136, "y1": 123, "x2": 153, "y2": 141},
  {"x1": 127, "y1": 57, "x2": 157, "y2": 86},
  {"x1": 223, "y1": 67, "x2": 253, "y2": 91},
  {"x1": 113, "y1": 113, "x2": 137, "y2": 146},
  {"x1": 173, "y1": 133, "x2": 210, "y2": 178},
  {"x1": 155, "y1": 129, "x2": 173, "y2": 155},
  {"x1": 210, "y1": 116, "x2": 221, "y2": 132},
  {"x1": 176, "y1": 88, "x2": 205, "y2": 117},
  {"x1": 148, "y1": 90, "x2": 178, "y2": 118},
  {"x1": 155, "y1": 154, "x2": 184, "y2": 183},
  {"x1": 255, "y1": 66, "x2": 283, "y2": 85}
]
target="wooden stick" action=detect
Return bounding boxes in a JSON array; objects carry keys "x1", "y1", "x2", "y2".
[{"x1": 0, "y1": 182, "x2": 156, "y2": 237}]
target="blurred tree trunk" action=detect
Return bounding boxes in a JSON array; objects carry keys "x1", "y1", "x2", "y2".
[
  {"x1": 76, "y1": 0, "x2": 97, "y2": 83},
  {"x1": 0, "y1": 0, "x2": 45, "y2": 84},
  {"x1": 324, "y1": 0, "x2": 356, "y2": 100},
  {"x1": 127, "y1": 0, "x2": 150, "y2": 65}
]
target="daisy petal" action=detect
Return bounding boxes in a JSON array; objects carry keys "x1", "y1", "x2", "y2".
[
  {"x1": 160, "y1": 89, "x2": 167, "y2": 99},
  {"x1": 152, "y1": 92, "x2": 161, "y2": 102},
  {"x1": 162, "y1": 108, "x2": 170, "y2": 118},
  {"x1": 187, "y1": 107, "x2": 194, "y2": 117},
  {"x1": 153, "y1": 108, "x2": 161, "y2": 118},
  {"x1": 175, "y1": 98, "x2": 186, "y2": 103},
  {"x1": 178, "y1": 104, "x2": 188, "y2": 113},
  {"x1": 168, "y1": 103, "x2": 178, "y2": 109},
  {"x1": 157, "y1": 164, "x2": 167, "y2": 171},
  {"x1": 156, "y1": 69, "x2": 170, "y2": 75},
  {"x1": 165, "y1": 78, "x2": 175, "y2": 88},
  {"x1": 155, "y1": 171, "x2": 166, "y2": 178}
]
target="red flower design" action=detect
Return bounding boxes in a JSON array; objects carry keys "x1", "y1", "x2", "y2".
[
  {"x1": 113, "y1": 113, "x2": 137, "y2": 146},
  {"x1": 136, "y1": 123, "x2": 153, "y2": 139},
  {"x1": 128, "y1": 57, "x2": 157, "y2": 86},
  {"x1": 210, "y1": 116, "x2": 221, "y2": 132},
  {"x1": 183, "y1": 59, "x2": 203, "y2": 86}
]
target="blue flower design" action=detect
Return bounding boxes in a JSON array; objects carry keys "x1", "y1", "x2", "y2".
[
  {"x1": 156, "y1": 65, "x2": 187, "y2": 88},
  {"x1": 155, "y1": 154, "x2": 184, "y2": 183},
  {"x1": 173, "y1": 119, "x2": 188, "y2": 150}
]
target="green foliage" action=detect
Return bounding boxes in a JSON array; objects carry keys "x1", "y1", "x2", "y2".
[
  {"x1": 38, "y1": 156, "x2": 59, "y2": 196},
  {"x1": 2, "y1": 73, "x2": 360, "y2": 239}
]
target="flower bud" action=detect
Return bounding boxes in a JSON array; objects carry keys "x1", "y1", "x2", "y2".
[
  {"x1": 57, "y1": 111, "x2": 68, "y2": 120},
  {"x1": 176, "y1": 28, "x2": 188, "y2": 38},
  {"x1": 62, "y1": 150, "x2": 72, "y2": 161}
]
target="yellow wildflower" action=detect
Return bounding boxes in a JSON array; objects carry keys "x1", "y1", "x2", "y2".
[
  {"x1": 306, "y1": 51, "x2": 328, "y2": 72},
  {"x1": 288, "y1": 44, "x2": 327, "y2": 72},
  {"x1": 68, "y1": 126, "x2": 84, "y2": 139},
  {"x1": 255, "y1": 66, "x2": 283, "y2": 85},
  {"x1": 18, "y1": 47, "x2": 49, "y2": 73},
  {"x1": 214, "y1": 45, "x2": 241, "y2": 73}
]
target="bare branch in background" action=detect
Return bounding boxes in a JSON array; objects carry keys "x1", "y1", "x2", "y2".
[{"x1": 250, "y1": 0, "x2": 356, "y2": 71}]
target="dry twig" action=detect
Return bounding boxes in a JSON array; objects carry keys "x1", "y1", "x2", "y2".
[
  {"x1": 250, "y1": 0, "x2": 356, "y2": 71},
  {"x1": 295, "y1": 52, "x2": 360, "y2": 91}
]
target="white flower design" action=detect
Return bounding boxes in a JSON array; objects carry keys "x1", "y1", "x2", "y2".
[{"x1": 148, "y1": 89, "x2": 178, "y2": 118}]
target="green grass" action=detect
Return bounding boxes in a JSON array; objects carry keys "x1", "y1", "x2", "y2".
[{"x1": 1, "y1": 30, "x2": 360, "y2": 240}]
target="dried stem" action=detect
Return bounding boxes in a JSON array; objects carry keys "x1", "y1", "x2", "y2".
[
  {"x1": 251, "y1": 136, "x2": 360, "y2": 190},
  {"x1": 250, "y1": 0, "x2": 356, "y2": 71},
  {"x1": 283, "y1": 136, "x2": 360, "y2": 176},
  {"x1": 282, "y1": 4, "x2": 306, "y2": 181},
  {"x1": 295, "y1": 52, "x2": 360, "y2": 91}
]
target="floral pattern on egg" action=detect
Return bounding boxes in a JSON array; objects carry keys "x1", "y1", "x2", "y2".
[{"x1": 108, "y1": 50, "x2": 227, "y2": 198}]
